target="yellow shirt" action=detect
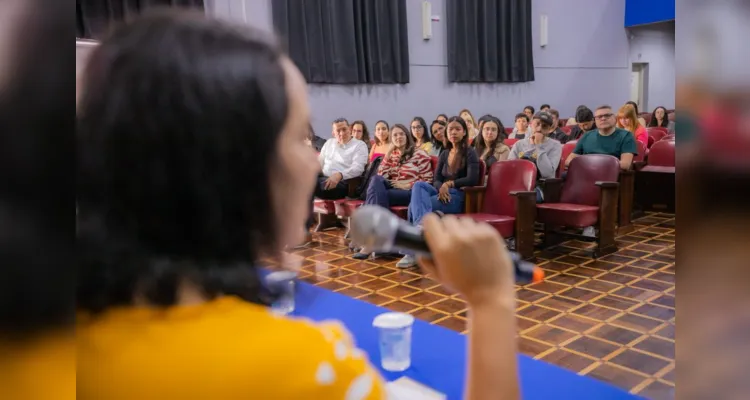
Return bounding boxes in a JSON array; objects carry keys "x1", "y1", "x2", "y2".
[
  {"x1": 418, "y1": 142, "x2": 434, "y2": 154},
  {"x1": 0, "y1": 333, "x2": 76, "y2": 400},
  {"x1": 77, "y1": 296, "x2": 386, "y2": 399}
]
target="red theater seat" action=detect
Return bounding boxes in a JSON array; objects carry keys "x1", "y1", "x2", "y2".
[
  {"x1": 504, "y1": 127, "x2": 513, "y2": 134},
  {"x1": 313, "y1": 177, "x2": 363, "y2": 232},
  {"x1": 537, "y1": 154, "x2": 620, "y2": 256},
  {"x1": 459, "y1": 160, "x2": 537, "y2": 259},
  {"x1": 640, "y1": 112, "x2": 652, "y2": 125},
  {"x1": 642, "y1": 139, "x2": 675, "y2": 171},
  {"x1": 504, "y1": 138, "x2": 518, "y2": 148},
  {"x1": 647, "y1": 127, "x2": 668, "y2": 145},
  {"x1": 633, "y1": 140, "x2": 647, "y2": 163},
  {"x1": 557, "y1": 141, "x2": 577, "y2": 178},
  {"x1": 635, "y1": 140, "x2": 675, "y2": 212},
  {"x1": 561, "y1": 126, "x2": 572, "y2": 134}
]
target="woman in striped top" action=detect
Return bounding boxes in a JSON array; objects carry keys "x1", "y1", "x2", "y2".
[{"x1": 352, "y1": 124, "x2": 433, "y2": 259}]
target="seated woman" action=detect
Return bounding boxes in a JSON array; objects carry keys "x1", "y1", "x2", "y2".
[
  {"x1": 430, "y1": 119, "x2": 447, "y2": 156},
  {"x1": 648, "y1": 105, "x2": 676, "y2": 133},
  {"x1": 435, "y1": 113, "x2": 448, "y2": 123},
  {"x1": 459, "y1": 108, "x2": 479, "y2": 139},
  {"x1": 353, "y1": 124, "x2": 433, "y2": 259},
  {"x1": 617, "y1": 104, "x2": 648, "y2": 147},
  {"x1": 410, "y1": 116, "x2": 433, "y2": 154},
  {"x1": 351, "y1": 120, "x2": 371, "y2": 152},
  {"x1": 473, "y1": 116, "x2": 510, "y2": 171},
  {"x1": 369, "y1": 120, "x2": 390, "y2": 162},
  {"x1": 397, "y1": 116, "x2": 480, "y2": 268},
  {"x1": 626, "y1": 100, "x2": 648, "y2": 127}
]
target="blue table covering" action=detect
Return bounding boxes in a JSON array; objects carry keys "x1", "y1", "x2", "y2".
[{"x1": 289, "y1": 277, "x2": 641, "y2": 400}]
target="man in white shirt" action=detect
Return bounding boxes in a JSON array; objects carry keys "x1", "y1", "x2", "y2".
[{"x1": 305, "y1": 118, "x2": 368, "y2": 230}]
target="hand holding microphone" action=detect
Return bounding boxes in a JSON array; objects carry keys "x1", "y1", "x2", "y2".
[{"x1": 350, "y1": 206, "x2": 543, "y2": 307}]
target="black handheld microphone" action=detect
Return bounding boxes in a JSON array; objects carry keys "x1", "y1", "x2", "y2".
[{"x1": 349, "y1": 205, "x2": 544, "y2": 284}]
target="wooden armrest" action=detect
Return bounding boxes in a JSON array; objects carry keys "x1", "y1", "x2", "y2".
[
  {"x1": 463, "y1": 186, "x2": 486, "y2": 214},
  {"x1": 595, "y1": 181, "x2": 619, "y2": 189},
  {"x1": 633, "y1": 161, "x2": 647, "y2": 171},
  {"x1": 461, "y1": 185, "x2": 486, "y2": 193},
  {"x1": 539, "y1": 178, "x2": 563, "y2": 203},
  {"x1": 509, "y1": 190, "x2": 537, "y2": 198}
]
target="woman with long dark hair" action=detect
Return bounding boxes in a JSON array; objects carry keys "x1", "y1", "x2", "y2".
[
  {"x1": 430, "y1": 119, "x2": 447, "y2": 156},
  {"x1": 398, "y1": 116, "x2": 480, "y2": 267},
  {"x1": 410, "y1": 116, "x2": 432, "y2": 154},
  {"x1": 648, "y1": 106, "x2": 676, "y2": 132},
  {"x1": 351, "y1": 120, "x2": 372, "y2": 151},
  {"x1": 369, "y1": 119, "x2": 390, "y2": 162},
  {"x1": 75, "y1": 11, "x2": 519, "y2": 399},
  {"x1": 473, "y1": 116, "x2": 510, "y2": 170}
]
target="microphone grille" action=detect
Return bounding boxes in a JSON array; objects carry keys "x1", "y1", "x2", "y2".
[{"x1": 349, "y1": 205, "x2": 399, "y2": 252}]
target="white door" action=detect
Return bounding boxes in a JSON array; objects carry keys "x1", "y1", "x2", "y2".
[{"x1": 630, "y1": 64, "x2": 645, "y2": 111}]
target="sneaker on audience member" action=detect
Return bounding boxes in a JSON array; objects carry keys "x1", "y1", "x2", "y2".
[
  {"x1": 396, "y1": 255, "x2": 417, "y2": 268},
  {"x1": 582, "y1": 226, "x2": 597, "y2": 237},
  {"x1": 505, "y1": 237, "x2": 516, "y2": 250},
  {"x1": 352, "y1": 252, "x2": 370, "y2": 260}
]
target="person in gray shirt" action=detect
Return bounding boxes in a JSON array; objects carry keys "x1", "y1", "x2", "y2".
[{"x1": 508, "y1": 111, "x2": 563, "y2": 202}]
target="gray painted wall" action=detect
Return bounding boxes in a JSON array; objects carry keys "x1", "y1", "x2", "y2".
[
  {"x1": 76, "y1": 1, "x2": 676, "y2": 139},
  {"x1": 206, "y1": 0, "x2": 632, "y2": 137},
  {"x1": 628, "y1": 21, "x2": 675, "y2": 111}
]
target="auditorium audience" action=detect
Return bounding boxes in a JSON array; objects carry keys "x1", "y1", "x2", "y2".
[
  {"x1": 509, "y1": 112, "x2": 531, "y2": 139},
  {"x1": 398, "y1": 117, "x2": 480, "y2": 268},
  {"x1": 430, "y1": 119, "x2": 448, "y2": 156},
  {"x1": 617, "y1": 104, "x2": 648, "y2": 146},
  {"x1": 509, "y1": 112, "x2": 563, "y2": 202},
  {"x1": 566, "y1": 105, "x2": 637, "y2": 171},
  {"x1": 649, "y1": 105, "x2": 676, "y2": 133},
  {"x1": 473, "y1": 115, "x2": 510, "y2": 170},
  {"x1": 547, "y1": 109, "x2": 568, "y2": 142},
  {"x1": 459, "y1": 108, "x2": 479, "y2": 139},
  {"x1": 540, "y1": 104, "x2": 551, "y2": 112},
  {"x1": 626, "y1": 100, "x2": 648, "y2": 127},
  {"x1": 353, "y1": 125, "x2": 434, "y2": 260},
  {"x1": 306, "y1": 123, "x2": 327, "y2": 152},
  {"x1": 369, "y1": 120, "x2": 391, "y2": 162},
  {"x1": 565, "y1": 106, "x2": 596, "y2": 143},
  {"x1": 436, "y1": 113, "x2": 448, "y2": 123},
  {"x1": 411, "y1": 116, "x2": 433, "y2": 154},
  {"x1": 351, "y1": 120, "x2": 371, "y2": 151}
]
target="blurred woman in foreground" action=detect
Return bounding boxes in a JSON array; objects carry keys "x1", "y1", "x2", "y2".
[{"x1": 76, "y1": 11, "x2": 519, "y2": 400}]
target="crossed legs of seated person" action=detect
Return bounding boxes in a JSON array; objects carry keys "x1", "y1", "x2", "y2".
[
  {"x1": 395, "y1": 181, "x2": 465, "y2": 268},
  {"x1": 352, "y1": 175, "x2": 411, "y2": 260}
]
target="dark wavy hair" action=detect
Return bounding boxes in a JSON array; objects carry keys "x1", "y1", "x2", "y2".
[
  {"x1": 648, "y1": 106, "x2": 670, "y2": 128},
  {"x1": 430, "y1": 120, "x2": 447, "y2": 151},
  {"x1": 473, "y1": 116, "x2": 506, "y2": 160},
  {"x1": 386, "y1": 124, "x2": 416, "y2": 164},
  {"x1": 446, "y1": 116, "x2": 470, "y2": 174},
  {"x1": 410, "y1": 116, "x2": 431, "y2": 146},
  {"x1": 351, "y1": 120, "x2": 371, "y2": 150},
  {"x1": 76, "y1": 11, "x2": 287, "y2": 313}
]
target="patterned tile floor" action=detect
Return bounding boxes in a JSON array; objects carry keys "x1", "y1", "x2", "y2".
[{"x1": 274, "y1": 212, "x2": 675, "y2": 399}]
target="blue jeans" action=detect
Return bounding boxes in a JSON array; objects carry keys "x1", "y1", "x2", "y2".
[
  {"x1": 535, "y1": 186, "x2": 544, "y2": 203},
  {"x1": 365, "y1": 175, "x2": 411, "y2": 209},
  {"x1": 408, "y1": 181, "x2": 465, "y2": 225}
]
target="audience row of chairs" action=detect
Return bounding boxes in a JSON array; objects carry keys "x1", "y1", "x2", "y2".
[{"x1": 312, "y1": 134, "x2": 675, "y2": 259}]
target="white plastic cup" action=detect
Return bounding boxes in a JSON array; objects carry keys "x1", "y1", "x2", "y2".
[
  {"x1": 265, "y1": 271, "x2": 297, "y2": 315},
  {"x1": 373, "y1": 312, "x2": 415, "y2": 372}
]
